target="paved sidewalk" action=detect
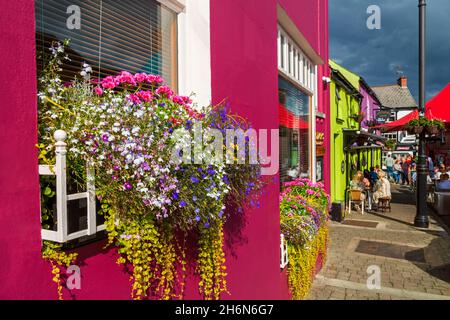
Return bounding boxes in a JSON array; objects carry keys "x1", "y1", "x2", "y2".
[{"x1": 307, "y1": 185, "x2": 450, "y2": 300}]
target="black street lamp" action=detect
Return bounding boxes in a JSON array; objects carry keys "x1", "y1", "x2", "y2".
[{"x1": 414, "y1": 0, "x2": 429, "y2": 228}]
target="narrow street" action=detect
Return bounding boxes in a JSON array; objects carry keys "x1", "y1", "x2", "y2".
[{"x1": 308, "y1": 185, "x2": 450, "y2": 300}]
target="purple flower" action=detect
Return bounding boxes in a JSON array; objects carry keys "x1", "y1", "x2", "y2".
[
  {"x1": 112, "y1": 176, "x2": 118, "y2": 181},
  {"x1": 123, "y1": 182, "x2": 133, "y2": 190},
  {"x1": 207, "y1": 167, "x2": 216, "y2": 175},
  {"x1": 113, "y1": 165, "x2": 120, "y2": 171},
  {"x1": 172, "y1": 192, "x2": 179, "y2": 200},
  {"x1": 195, "y1": 208, "x2": 200, "y2": 214},
  {"x1": 190, "y1": 176, "x2": 200, "y2": 184},
  {"x1": 218, "y1": 210, "x2": 224, "y2": 218},
  {"x1": 180, "y1": 201, "x2": 187, "y2": 207},
  {"x1": 142, "y1": 162, "x2": 151, "y2": 171},
  {"x1": 204, "y1": 222, "x2": 210, "y2": 228},
  {"x1": 102, "y1": 134, "x2": 109, "y2": 142},
  {"x1": 195, "y1": 216, "x2": 201, "y2": 222},
  {"x1": 222, "y1": 175, "x2": 230, "y2": 185}
]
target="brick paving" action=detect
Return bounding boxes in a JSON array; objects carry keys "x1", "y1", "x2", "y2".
[{"x1": 307, "y1": 185, "x2": 450, "y2": 300}]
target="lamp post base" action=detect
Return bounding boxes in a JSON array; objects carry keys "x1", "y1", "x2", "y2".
[{"x1": 414, "y1": 215, "x2": 429, "y2": 228}]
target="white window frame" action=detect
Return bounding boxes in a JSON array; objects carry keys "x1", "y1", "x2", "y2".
[
  {"x1": 277, "y1": 24, "x2": 318, "y2": 182},
  {"x1": 176, "y1": 0, "x2": 212, "y2": 109},
  {"x1": 157, "y1": 0, "x2": 184, "y2": 13},
  {"x1": 158, "y1": 0, "x2": 213, "y2": 109},
  {"x1": 277, "y1": 26, "x2": 316, "y2": 95}
]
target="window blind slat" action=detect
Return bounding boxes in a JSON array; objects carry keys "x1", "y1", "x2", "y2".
[{"x1": 36, "y1": 0, "x2": 177, "y2": 87}]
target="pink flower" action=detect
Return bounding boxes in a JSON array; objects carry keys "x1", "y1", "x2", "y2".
[
  {"x1": 94, "y1": 87, "x2": 103, "y2": 95},
  {"x1": 173, "y1": 95, "x2": 192, "y2": 105},
  {"x1": 101, "y1": 76, "x2": 118, "y2": 89},
  {"x1": 306, "y1": 189, "x2": 315, "y2": 195},
  {"x1": 136, "y1": 90, "x2": 153, "y2": 102},
  {"x1": 155, "y1": 85, "x2": 174, "y2": 98},
  {"x1": 115, "y1": 71, "x2": 136, "y2": 86},
  {"x1": 127, "y1": 94, "x2": 141, "y2": 104},
  {"x1": 134, "y1": 73, "x2": 147, "y2": 83},
  {"x1": 146, "y1": 74, "x2": 164, "y2": 85}
]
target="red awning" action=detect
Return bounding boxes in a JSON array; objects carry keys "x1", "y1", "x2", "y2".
[
  {"x1": 279, "y1": 104, "x2": 309, "y2": 129},
  {"x1": 375, "y1": 83, "x2": 450, "y2": 132},
  {"x1": 425, "y1": 83, "x2": 450, "y2": 122},
  {"x1": 375, "y1": 110, "x2": 418, "y2": 132}
]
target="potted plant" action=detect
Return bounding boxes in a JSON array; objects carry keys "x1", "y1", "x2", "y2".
[
  {"x1": 406, "y1": 119, "x2": 423, "y2": 134},
  {"x1": 426, "y1": 119, "x2": 445, "y2": 135},
  {"x1": 385, "y1": 139, "x2": 397, "y2": 150}
]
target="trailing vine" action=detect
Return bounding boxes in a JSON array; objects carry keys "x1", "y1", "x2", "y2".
[
  {"x1": 41, "y1": 241, "x2": 78, "y2": 300},
  {"x1": 198, "y1": 220, "x2": 228, "y2": 300},
  {"x1": 286, "y1": 225, "x2": 328, "y2": 300}
]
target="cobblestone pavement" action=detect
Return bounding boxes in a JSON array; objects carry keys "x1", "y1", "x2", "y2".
[{"x1": 307, "y1": 185, "x2": 450, "y2": 300}]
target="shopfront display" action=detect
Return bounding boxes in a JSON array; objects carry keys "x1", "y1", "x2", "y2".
[{"x1": 279, "y1": 76, "x2": 311, "y2": 182}]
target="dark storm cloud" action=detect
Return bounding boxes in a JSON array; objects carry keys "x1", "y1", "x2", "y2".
[{"x1": 329, "y1": 0, "x2": 450, "y2": 101}]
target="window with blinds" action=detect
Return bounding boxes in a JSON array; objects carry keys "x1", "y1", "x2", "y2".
[
  {"x1": 35, "y1": 0, "x2": 178, "y2": 89},
  {"x1": 279, "y1": 76, "x2": 310, "y2": 184}
]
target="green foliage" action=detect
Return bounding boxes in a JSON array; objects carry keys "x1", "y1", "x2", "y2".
[
  {"x1": 287, "y1": 225, "x2": 328, "y2": 300},
  {"x1": 41, "y1": 241, "x2": 78, "y2": 300},
  {"x1": 385, "y1": 139, "x2": 397, "y2": 150},
  {"x1": 280, "y1": 179, "x2": 330, "y2": 299}
]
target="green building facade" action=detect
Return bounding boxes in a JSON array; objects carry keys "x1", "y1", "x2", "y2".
[{"x1": 329, "y1": 60, "x2": 382, "y2": 206}]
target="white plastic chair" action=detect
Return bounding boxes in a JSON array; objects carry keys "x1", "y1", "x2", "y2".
[{"x1": 347, "y1": 189, "x2": 365, "y2": 215}]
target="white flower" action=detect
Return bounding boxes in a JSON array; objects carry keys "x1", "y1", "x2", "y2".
[{"x1": 132, "y1": 127, "x2": 140, "y2": 134}]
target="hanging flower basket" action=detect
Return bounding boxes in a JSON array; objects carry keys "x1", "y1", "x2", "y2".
[
  {"x1": 405, "y1": 125, "x2": 423, "y2": 135},
  {"x1": 426, "y1": 125, "x2": 440, "y2": 135}
]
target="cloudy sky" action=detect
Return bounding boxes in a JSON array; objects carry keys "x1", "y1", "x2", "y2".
[{"x1": 329, "y1": 0, "x2": 450, "y2": 102}]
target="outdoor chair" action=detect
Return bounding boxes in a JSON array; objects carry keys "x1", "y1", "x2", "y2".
[
  {"x1": 347, "y1": 189, "x2": 365, "y2": 215},
  {"x1": 378, "y1": 197, "x2": 391, "y2": 213}
]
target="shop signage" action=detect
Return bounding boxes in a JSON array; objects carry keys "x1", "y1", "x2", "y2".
[
  {"x1": 316, "y1": 132, "x2": 326, "y2": 157},
  {"x1": 396, "y1": 145, "x2": 415, "y2": 151},
  {"x1": 376, "y1": 110, "x2": 391, "y2": 123}
]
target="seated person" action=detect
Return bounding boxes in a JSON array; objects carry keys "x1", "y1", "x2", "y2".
[
  {"x1": 369, "y1": 167, "x2": 379, "y2": 187},
  {"x1": 350, "y1": 171, "x2": 365, "y2": 191},
  {"x1": 373, "y1": 171, "x2": 391, "y2": 205},
  {"x1": 349, "y1": 171, "x2": 366, "y2": 211},
  {"x1": 435, "y1": 164, "x2": 447, "y2": 180},
  {"x1": 436, "y1": 173, "x2": 450, "y2": 191}
]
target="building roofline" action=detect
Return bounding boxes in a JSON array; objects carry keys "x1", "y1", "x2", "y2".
[
  {"x1": 330, "y1": 67, "x2": 362, "y2": 98},
  {"x1": 360, "y1": 77, "x2": 382, "y2": 106}
]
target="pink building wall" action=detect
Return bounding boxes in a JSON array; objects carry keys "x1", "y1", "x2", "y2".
[
  {"x1": 0, "y1": 0, "x2": 328, "y2": 299},
  {"x1": 360, "y1": 83, "x2": 381, "y2": 130}
]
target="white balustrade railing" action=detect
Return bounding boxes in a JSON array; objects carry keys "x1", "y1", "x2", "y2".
[
  {"x1": 39, "y1": 130, "x2": 105, "y2": 243},
  {"x1": 280, "y1": 234, "x2": 289, "y2": 269}
]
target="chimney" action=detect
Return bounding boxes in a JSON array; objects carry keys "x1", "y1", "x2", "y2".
[{"x1": 398, "y1": 76, "x2": 408, "y2": 88}]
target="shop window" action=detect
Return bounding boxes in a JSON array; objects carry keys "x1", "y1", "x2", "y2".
[
  {"x1": 279, "y1": 76, "x2": 310, "y2": 183},
  {"x1": 36, "y1": 0, "x2": 178, "y2": 89}
]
